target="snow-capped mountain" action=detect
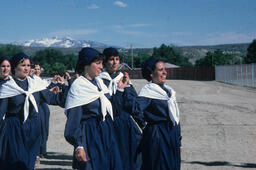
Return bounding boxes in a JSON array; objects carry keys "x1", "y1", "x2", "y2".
[{"x1": 12, "y1": 37, "x2": 109, "y2": 48}]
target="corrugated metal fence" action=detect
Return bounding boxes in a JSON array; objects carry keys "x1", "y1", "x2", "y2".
[
  {"x1": 215, "y1": 64, "x2": 256, "y2": 88},
  {"x1": 125, "y1": 66, "x2": 215, "y2": 80}
]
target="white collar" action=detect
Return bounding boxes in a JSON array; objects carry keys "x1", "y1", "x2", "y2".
[
  {"x1": 139, "y1": 82, "x2": 180, "y2": 125},
  {"x1": 0, "y1": 76, "x2": 46, "y2": 122},
  {"x1": 65, "y1": 76, "x2": 113, "y2": 120}
]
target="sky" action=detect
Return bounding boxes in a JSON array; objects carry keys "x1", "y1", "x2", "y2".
[{"x1": 0, "y1": 0, "x2": 256, "y2": 48}]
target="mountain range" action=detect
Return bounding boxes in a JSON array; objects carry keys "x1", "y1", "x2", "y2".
[
  {"x1": 12, "y1": 37, "x2": 110, "y2": 48},
  {"x1": 6, "y1": 37, "x2": 250, "y2": 64}
]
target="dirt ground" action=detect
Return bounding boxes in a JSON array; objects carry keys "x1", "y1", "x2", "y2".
[{"x1": 36, "y1": 80, "x2": 256, "y2": 170}]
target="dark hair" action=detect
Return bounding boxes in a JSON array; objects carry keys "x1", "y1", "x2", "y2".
[
  {"x1": 103, "y1": 47, "x2": 119, "y2": 63},
  {"x1": 141, "y1": 57, "x2": 160, "y2": 81},
  {"x1": 11, "y1": 52, "x2": 30, "y2": 74},
  {"x1": 75, "y1": 47, "x2": 103, "y2": 74},
  {"x1": 0, "y1": 56, "x2": 10, "y2": 65}
]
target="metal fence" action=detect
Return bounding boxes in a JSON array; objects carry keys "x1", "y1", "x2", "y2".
[{"x1": 215, "y1": 64, "x2": 256, "y2": 88}]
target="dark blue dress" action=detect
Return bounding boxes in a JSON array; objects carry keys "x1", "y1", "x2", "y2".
[
  {"x1": 124, "y1": 84, "x2": 182, "y2": 170},
  {"x1": 38, "y1": 100, "x2": 50, "y2": 156},
  {"x1": 64, "y1": 78, "x2": 123, "y2": 170},
  {"x1": 0, "y1": 78, "x2": 66, "y2": 170},
  {"x1": 101, "y1": 72, "x2": 143, "y2": 170},
  {"x1": 38, "y1": 79, "x2": 71, "y2": 156}
]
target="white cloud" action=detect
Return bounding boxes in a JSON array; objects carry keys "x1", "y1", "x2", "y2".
[
  {"x1": 171, "y1": 32, "x2": 193, "y2": 36},
  {"x1": 111, "y1": 25, "x2": 143, "y2": 35},
  {"x1": 112, "y1": 23, "x2": 151, "y2": 30},
  {"x1": 113, "y1": 1, "x2": 128, "y2": 8},
  {"x1": 49, "y1": 29, "x2": 98, "y2": 37},
  {"x1": 128, "y1": 24, "x2": 152, "y2": 28},
  {"x1": 88, "y1": 4, "x2": 99, "y2": 9}
]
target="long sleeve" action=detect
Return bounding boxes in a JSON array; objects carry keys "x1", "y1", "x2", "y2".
[
  {"x1": 123, "y1": 87, "x2": 151, "y2": 129},
  {"x1": 64, "y1": 106, "x2": 86, "y2": 151},
  {"x1": 39, "y1": 87, "x2": 68, "y2": 108},
  {"x1": 177, "y1": 123, "x2": 182, "y2": 147},
  {"x1": 0, "y1": 98, "x2": 8, "y2": 123}
]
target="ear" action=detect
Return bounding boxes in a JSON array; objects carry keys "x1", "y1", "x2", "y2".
[{"x1": 150, "y1": 73, "x2": 153, "y2": 79}]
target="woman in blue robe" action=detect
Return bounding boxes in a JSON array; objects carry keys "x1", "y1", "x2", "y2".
[
  {"x1": 0, "y1": 52, "x2": 67, "y2": 170},
  {"x1": 98, "y1": 47, "x2": 143, "y2": 170},
  {"x1": 123, "y1": 58, "x2": 182, "y2": 170},
  {"x1": 0, "y1": 56, "x2": 11, "y2": 83},
  {"x1": 32, "y1": 64, "x2": 50, "y2": 158},
  {"x1": 0, "y1": 56, "x2": 11, "y2": 164},
  {"x1": 64, "y1": 47, "x2": 124, "y2": 170}
]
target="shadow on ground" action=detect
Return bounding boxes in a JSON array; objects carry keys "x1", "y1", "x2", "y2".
[
  {"x1": 37, "y1": 152, "x2": 73, "y2": 169},
  {"x1": 182, "y1": 160, "x2": 256, "y2": 168}
]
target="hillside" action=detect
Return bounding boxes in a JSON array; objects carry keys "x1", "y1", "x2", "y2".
[
  {"x1": 180, "y1": 43, "x2": 249, "y2": 63},
  {"x1": 0, "y1": 43, "x2": 250, "y2": 64}
]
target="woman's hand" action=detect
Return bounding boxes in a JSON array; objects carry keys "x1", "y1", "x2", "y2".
[
  {"x1": 118, "y1": 72, "x2": 130, "y2": 89},
  {"x1": 51, "y1": 75, "x2": 58, "y2": 83},
  {"x1": 64, "y1": 72, "x2": 71, "y2": 81},
  {"x1": 75, "y1": 148, "x2": 87, "y2": 162},
  {"x1": 122, "y1": 72, "x2": 130, "y2": 84},
  {"x1": 50, "y1": 86, "x2": 60, "y2": 94}
]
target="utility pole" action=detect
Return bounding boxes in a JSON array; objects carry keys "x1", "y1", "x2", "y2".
[{"x1": 130, "y1": 44, "x2": 134, "y2": 69}]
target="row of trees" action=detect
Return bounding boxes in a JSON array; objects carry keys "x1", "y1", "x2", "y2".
[
  {"x1": 0, "y1": 39, "x2": 255, "y2": 74},
  {"x1": 122, "y1": 44, "x2": 192, "y2": 68},
  {"x1": 0, "y1": 45, "x2": 77, "y2": 74},
  {"x1": 195, "y1": 39, "x2": 256, "y2": 66}
]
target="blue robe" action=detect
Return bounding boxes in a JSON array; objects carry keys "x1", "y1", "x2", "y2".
[
  {"x1": 101, "y1": 72, "x2": 143, "y2": 170},
  {"x1": 38, "y1": 101, "x2": 50, "y2": 156},
  {"x1": 124, "y1": 84, "x2": 182, "y2": 170},
  {"x1": 64, "y1": 78, "x2": 123, "y2": 170},
  {"x1": 0, "y1": 78, "x2": 66, "y2": 170},
  {"x1": 38, "y1": 79, "x2": 71, "y2": 156}
]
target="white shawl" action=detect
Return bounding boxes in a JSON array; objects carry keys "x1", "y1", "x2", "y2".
[
  {"x1": 0, "y1": 76, "x2": 47, "y2": 123},
  {"x1": 65, "y1": 76, "x2": 113, "y2": 121},
  {"x1": 32, "y1": 75, "x2": 49, "y2": 87},
  {"x1": 138, "y1": 82, "x2": 180, "y2": 125},
  {"x1": 98, "y1": 71, "x2": 124, "y2": 96}
]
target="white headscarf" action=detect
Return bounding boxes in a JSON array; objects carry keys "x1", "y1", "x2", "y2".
[
  {"x1": 65, "y1": 76, "x2": 113, "y2": 121},
  {"x1": 98, "y1": 71, "x2": 124, "y2": 96},
  {"x1": 138, "y1": 82, "x2": 180, "y2": 125},
  {"x1": 0, "y1": 76, "x2": 47, "y2": 123}
]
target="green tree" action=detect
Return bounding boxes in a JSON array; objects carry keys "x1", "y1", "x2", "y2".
[
  {"x1": 0, "y1": 45, "x2": 23, "y2": 58},
  {"x1": 33, "y1": 48, "x2": 77, "y2": 73},
  {"x1": 195, "y1": 49, "x2": 234, "y2": 66},
  {"x1": 244, "y1": 39, "x2": 256, "y2": 64},
  {"x1": 152, "y1": 44, "x2": 192, "y2": 66},
  {"x1": 133, "y1": 53, "x2": 151, "y2": 68}
]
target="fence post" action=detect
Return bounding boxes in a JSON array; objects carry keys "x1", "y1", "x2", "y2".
[
  {"x1": 252, "y1": 64, "x2": 255, "y2": 87},
  {"x1": 240, "y1": 64, "x2": 243, "y2": 86},
  {"x1": 245, "y1": 64, "x2": 248, "y2": 86},
  {"x1": 236, "y1": 65, "x2": 239, "y2": 85}
]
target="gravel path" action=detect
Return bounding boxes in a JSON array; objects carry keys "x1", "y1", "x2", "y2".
[{"x1": 36, "y1": 80, "x2": 256, "y2": 170}]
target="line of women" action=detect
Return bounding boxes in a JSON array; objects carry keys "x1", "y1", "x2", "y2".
[
  {"x1": 0, "y1": 47, "x2": 182, "y2": 170},
  {"x1": 64, "y1": 47, "x2": 182, "y2": 170},
  {"x1": 0, "y1": 53, "x2": 68, "y2": 170}
]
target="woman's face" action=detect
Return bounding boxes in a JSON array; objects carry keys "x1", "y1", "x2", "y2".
[
  {"x1": 84, "y1": 60, "x2": 103, "y2": 80},
  {"x1": 151, "y1": 61, "x2": 167, "y2": 84},
  {"x1": 34, "y1": 64, "x2": 41, "y2": 76},
  {"x1": 105, "y1": 56, "x2": 120, "y2": 74},
  {"x1": 0, "y1": 60, "x2": 11, "y2": 80},
  {"x1": 15, "y1": 59, "x2": 31, "y2": 80}
]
